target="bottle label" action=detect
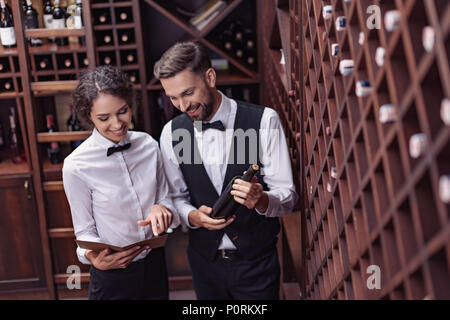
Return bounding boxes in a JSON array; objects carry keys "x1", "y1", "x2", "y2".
[
  {"x1": 0, "y1": 27, "x2": 16, "y2": 46},
  {"x1": 44, "y1": 14, "x2": 53, "y2": 28},
  {"x1": 74, "y1": 16, "x2": 83, "y2": 28},
  {"x1": 52, "y1": 18, "x2": 66, "y2": 29}
]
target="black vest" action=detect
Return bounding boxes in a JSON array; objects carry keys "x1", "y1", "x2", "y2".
[{"x1": 171, "y1": 101, "x2": 280, "y2": 261}]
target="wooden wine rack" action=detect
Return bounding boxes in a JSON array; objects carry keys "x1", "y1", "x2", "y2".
[
  {"x1": 300, "y1": 0, "x2": 450, "y2": 299},
  {"x1": 262, "y1": 0, "x2": 449, "y2": 299}
]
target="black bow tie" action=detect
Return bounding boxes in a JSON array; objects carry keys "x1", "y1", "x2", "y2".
[
  {"x1": 200, "y1": 120, "x2": 225, "y2": 131},
  {"x1": 107, "y1": 143, "x2": 131, "y2": 157}
]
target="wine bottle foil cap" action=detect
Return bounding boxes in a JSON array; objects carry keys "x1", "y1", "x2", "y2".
[
  {"x1": 441, "y1": 98, "x2": 450, "y2": 126},
  {"x1": 409, "y1": 133, "x2": 427, "y2": 159},
  {"x1": 439, "y1": 175, "x2": 450, "y2": 203}
]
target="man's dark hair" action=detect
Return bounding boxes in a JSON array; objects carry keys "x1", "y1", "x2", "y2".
[
  {"x1": 72, "y1": 66, "x2": 133, "y2": 126},
  {"x1": 153, "y1": 41, "x2": 212, "y2": 79}
]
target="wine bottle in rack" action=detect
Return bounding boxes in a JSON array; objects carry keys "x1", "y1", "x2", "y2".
[
  {"x1": 243, "y1": 47, "x2": 256, "y2": 66},
  {"x1": 9, "y1": 107, "x2": 26, "y2": 164},
  {"x1": 0, "y1": 121, "x2": 5, "y2": 159},
  {"x1": 0, "y1": 0, "x2": 16, "y2": 48},
  {"x1": 221, "y1": 29, "x2": 233, "y2": 52},
  {"x1": 24, "y1": 0, "x2": 43, "y2": 47},
  {"x1": 115, "y1": 7, "x2": 132, "y2": 24},
  {"x1": 43, "y1": 0, "x2": 55, "y2": 43},
  {"x1": 74, "y1": 0, "x2": 85, "y2": 45},
  {"x1": 77, "y1": 52, "x2": 89, "y2": 68},
  {"x1": 46, "y1": 114, "x2": 63, "y2": 164},
  {"x1": 0, "y1": 78, "x2": 13, "y2": 92},
  {"x1": 96, "y1": 30, "x2": 113, "y2": 46},
  {"x1": 94, "y1": 9, "x2": 110, "y2": 25},
  {"x1": 57, "y1": 54, "x2": 74, "y2": 69},
  {"x1": 0, "y1": 57, "x2": 10, "y2": 72},
  {"x1": 243, "y1": 28, "x2": 256, "y2": 50},
  {"x1": 99, "y1": 51, "x2": 115, "y2": 66},
  {"x1": 53, "y1": 0, "x2": 69, "y2": 46},
  {"x1": 67, "y1": 105, "x2": 83, "y2": 150},
  {"x1": 120, "y1": 50, "x2": 137, "y2": 65},
  {"x1": 230, "y1": 21, "x2": 244, "y2": 42},
  {"x1": 127, "y1": 70, "x2": 139, "y2": 84},
  {"x1": 35, "y1": 55, "x2": 52, "y2": 71},
  {"x1": 118, "y1": 29, "x2": 134, "y2": 45}
]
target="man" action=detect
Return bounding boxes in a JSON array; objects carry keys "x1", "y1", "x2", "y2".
[{"x1": 156, "y1": 41, "x2": 298, "y2": 300}]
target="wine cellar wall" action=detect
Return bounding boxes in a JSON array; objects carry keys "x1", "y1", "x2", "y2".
[
  {"x1": 261, "y1": 0, "x2": 449, "y2": 299},
  {"x1": 298, "y1": 0, "x2": 449, "y2": 299}
]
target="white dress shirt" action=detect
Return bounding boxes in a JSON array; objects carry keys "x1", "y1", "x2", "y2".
[
  {"x1": 159, "y1": 91, "x2": 298, "y2": 250},
  {"x1": 63, "y1": 128, "x2": 180, "y2": 265}
]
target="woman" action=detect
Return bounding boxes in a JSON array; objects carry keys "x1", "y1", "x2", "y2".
[{"x1": 63, "y1": 66, "x2": 179, "y2": 300}]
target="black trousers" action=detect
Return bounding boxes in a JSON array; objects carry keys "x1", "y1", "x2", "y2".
[
  {"x1": 187, "y1": 246, "x2": 280, "y2": 300},
  {"x1": 88, "y1": 247, "x2": 169, "y2": 300}
]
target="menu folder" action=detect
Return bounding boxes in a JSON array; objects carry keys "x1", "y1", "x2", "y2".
[{"x1": 75, "y1": 233, "x2": 168, "y2": 252}]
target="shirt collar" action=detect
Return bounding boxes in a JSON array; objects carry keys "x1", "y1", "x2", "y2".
[
  {"x1": 194, "y1": 91, "x2": 231, "y2": 133},
  {"x1": 91, "y1": 127, "x2": 131, "y2": 150}
]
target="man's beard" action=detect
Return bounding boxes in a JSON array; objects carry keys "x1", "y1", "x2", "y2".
[{"x1": 186, "y1": 89, "x2": 215, "y2": 122}]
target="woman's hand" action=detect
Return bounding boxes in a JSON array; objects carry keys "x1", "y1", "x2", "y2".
[
  {"x1": 85, "y1": 246, "x2": 148, "y2": 270},
  {"x1": 137, "y1": 204, "x2": 173, "y2": 236}
]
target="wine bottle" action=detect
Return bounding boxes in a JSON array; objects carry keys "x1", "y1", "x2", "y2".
[
  {"x1": 118, "y1": 29, "x2": 134, "y2": 44},
  {"x1": 9, "y1": 107, "x2": 26, "y2": 164},
  {"x1": 53, "y1": 0, "x2": 69, "y2": 46},
  {"x1": 127, "y1": 70, "x2": 138, "y2": 84},
  {"x1": 221, "y1": 29, "x2": 233, "y2": 52},
  {"x1": 211, "y1": 164, "x2": 260, "y2": 219},
  {"x1": 116, "y1": 7, "x2": 132, "y2": 23},
  {"x1": 74, "y1": 0, "x2": 85, "y2": 45},
  {"x1": 66, "y1": 105, "x2": 83, "y2": 150},
  {"x1": 0, "y1": 119, "x2": 4, "y2": 163},
  {"x1": 0, "y1": 78, "x2": 13, "y2": 92},
  {"x1": 96, "y1": 10, "x2": 110, "y2": 24},
  {"x1": 46, "y1": 114, "x2": 64, "y2": 164},
  {"x1": 24, "y1": 0, "x2": 43, "y2": 46},
  {"x1": 0, "y1": 57, "x2": 10, "y2": 72},
  {"x1": 43, "y1": 0, "x2": 55, "y2": 43},
  {"x1": 36, "y1": 56, "x2": 52, "y2": 70},
  {"x1": 0, "y1": 0, "x2": 16, "y2": 48},
  {"x1": 0, "y1": 121, "x2": 5, "y2": 150},
  {"x1": 243, "y1": 28, "x2": 256, "y2": 50}
]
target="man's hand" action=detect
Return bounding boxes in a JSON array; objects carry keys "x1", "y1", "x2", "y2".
[
  {"x1": 188, "y1": 205, "x2": 235, "y2": 230},
  {"x1": 230, "y1": 176, "x2": 269, "y2": 212},
  {"x1": 137, "y1": 204, "x2": 173, "y2": 236},
  {"x1": 85, "y1": 246, "x2": 148, "y2": 270}
]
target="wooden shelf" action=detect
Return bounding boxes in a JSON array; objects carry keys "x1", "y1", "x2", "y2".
[
  {"x1": 37, "y1": 131, "x2": 92, "y2": 143},
  {"x1": 28, "y1": 43, "x2": 88, "y2": 54},
  {"x1": 31, "y1": 80, "x2": 79, "y2": 94},
  {"x1": 0, "y1": 158, "x2": 30, "y2": 177},
  {"x1": 24, "y1": 28, "x2": 86, "y2": 39}
]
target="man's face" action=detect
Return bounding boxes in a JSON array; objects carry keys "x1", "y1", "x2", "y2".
[{"x1": 160, "y1": 68, "x2": 216, "y2": 122}]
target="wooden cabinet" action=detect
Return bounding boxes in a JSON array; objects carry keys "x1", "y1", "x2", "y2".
[{"x1": 0, "y1": 176, "x2": 47, "y2": 296}]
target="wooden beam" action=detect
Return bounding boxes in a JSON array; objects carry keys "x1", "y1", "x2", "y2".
[
  {"x1": 37, "y1": 131, "x2": 91, "y2": 143},
  {"x1": 31, "y1": 80, "x2": 79, "y2": 93},
  {"x1": 24, "y1": 28, "x2": 85, "y2": 38}
]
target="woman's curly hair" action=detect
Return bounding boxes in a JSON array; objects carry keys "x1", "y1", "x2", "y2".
[{"x1": 72, "y1": 66, "x2": 133, "y2": 126}]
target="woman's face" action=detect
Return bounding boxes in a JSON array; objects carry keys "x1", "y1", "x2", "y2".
[{"x1": 90, "y1": 94, "x2": 132, "y2": 143}]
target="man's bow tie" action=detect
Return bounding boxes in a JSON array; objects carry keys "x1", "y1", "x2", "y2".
[
  {"x1": 200, "y1": 120, "x2": 225, "y2": 131},
  {"x1": 107, "y1": 143, "x2": 131, "y2": 157}
]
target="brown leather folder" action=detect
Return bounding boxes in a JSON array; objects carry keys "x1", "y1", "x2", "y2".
[{"x1": 75, "y1": 233, "x2": 168, "y2": 252}]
